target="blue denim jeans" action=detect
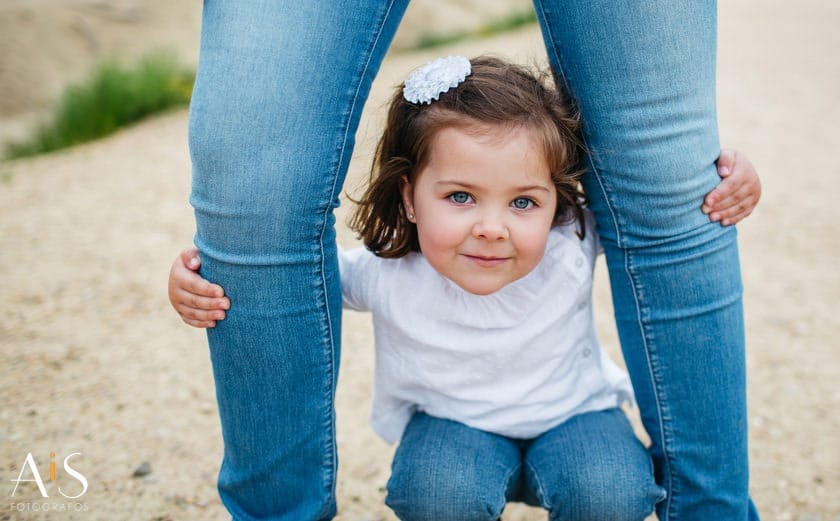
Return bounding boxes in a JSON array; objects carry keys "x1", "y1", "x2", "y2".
[
  {"x1": 188, "y1": 1, "x2": 758, "y2": 520},
  {"x1": 385, "y1": 409, "x2": 665, "y2": 521}
]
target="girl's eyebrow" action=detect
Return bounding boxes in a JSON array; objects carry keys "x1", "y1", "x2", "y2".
[{"x1": 435, "y1": 180, "x2": 552, "y2": 193}]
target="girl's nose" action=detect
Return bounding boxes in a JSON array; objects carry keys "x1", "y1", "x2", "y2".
[{"x1": 472, "y1": 215, "x2": 509, "y2": 241}]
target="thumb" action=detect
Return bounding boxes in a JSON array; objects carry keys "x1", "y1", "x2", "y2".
[
  {"x1": 716, "y1": 148, "x2": 736, "y2": 178},
  {"x1": 179, "y1": 247, "x2": 201, "y2": 271}
]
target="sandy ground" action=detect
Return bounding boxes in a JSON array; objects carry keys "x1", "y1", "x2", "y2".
[{"x1": 1, "y1": 1, "x2": 839, "y2": 520}]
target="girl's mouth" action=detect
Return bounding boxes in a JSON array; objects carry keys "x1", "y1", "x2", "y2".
[{"x1": 463, "y1": 254, "x2": 510, "y2": 267}]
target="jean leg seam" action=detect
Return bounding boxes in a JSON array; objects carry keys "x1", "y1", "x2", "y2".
[
  {"x1": 501, "y1": 460, "x2": 522, "y2": 511},
  {"x1": 523, "y1": 459, "x2": 551, "y2": 512},
  {"x1": 624, "y1": 248, "x2": 677, "y2": 520},
  {"x1": 314, "y1": 1, "x2": 404, "y2": 517}
]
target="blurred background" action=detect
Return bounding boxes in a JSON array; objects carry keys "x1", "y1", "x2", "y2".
[{"x1": 1, "y1": 1, "x2": 838, "y2": 520}]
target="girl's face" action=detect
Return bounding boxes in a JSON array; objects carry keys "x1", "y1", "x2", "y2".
[{"x1": 401, "y1": 124, "x2": 557, "y2": 295}]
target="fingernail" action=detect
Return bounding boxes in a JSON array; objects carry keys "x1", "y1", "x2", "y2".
[
  {"x1": 701, "y1": 204, "x2": 711, "y2": 214},
  {"x1": 719, "y1": 166, "x2": 730, "y2": 175},
  {"x1": 189, "y1": 257, "x2": 199, "y2": 268}
]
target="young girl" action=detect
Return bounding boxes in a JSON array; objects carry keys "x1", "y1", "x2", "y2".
[{"x1": 169, "y1": 56, "x2": 760, "y2": 520}]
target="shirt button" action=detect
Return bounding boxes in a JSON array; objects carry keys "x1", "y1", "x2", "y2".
[
  {"x1": 582, "y1": 348, "x2": 592, "y2": 358},
  {"x1": 575, "y1": 257, "x2": 584, "y2": 268}
]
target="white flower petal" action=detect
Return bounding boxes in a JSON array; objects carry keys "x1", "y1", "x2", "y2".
[{"x1": 403, "y1": 56, "x2": 472, "y2": 105}]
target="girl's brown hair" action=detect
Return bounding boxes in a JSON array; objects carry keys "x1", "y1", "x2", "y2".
[{"x1": 350, "y1": 55, "x2": 586, "y2": 258}]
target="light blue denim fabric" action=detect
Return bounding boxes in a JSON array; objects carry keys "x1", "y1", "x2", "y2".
[
  {"x1": 532, "y1": 3, "x2": 759, "y2": 520},
  {"x1": 188, "y1": 1, "x2": 758, "y2": 520},
  {"x1": 189, "y1": 2, "x2": 412, "y2": 519},
  {"x1": 385, "y1": 410, "x2": 665, "y2": 521}
]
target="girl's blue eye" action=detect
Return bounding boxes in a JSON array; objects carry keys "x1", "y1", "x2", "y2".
[
  {"x1": 512, "y1": 197, "x2": 534, "y2": 210},
  {"x1": 450, "y1": 192, "x2": 471, "y2": 204}
]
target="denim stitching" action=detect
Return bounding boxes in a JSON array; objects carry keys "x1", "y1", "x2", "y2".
[
  {"x1": 523, "y1": 458, "x2": 550, "y2": 512},
  {"x1": 531, "y1": 3, "x2": 676, "y2": 518},
  {"x1": 314, "y1": 1, "x2": 404, "y2": 517},
  {"x1": 626, "y1": 248, "x2": 677, "y2": 519},
  {"x1": 498, "y1": 460, "x2": 523, "y2": 517}
]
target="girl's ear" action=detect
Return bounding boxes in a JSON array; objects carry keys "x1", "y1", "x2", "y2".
[{"x1": 400, "y1": 175, "x2": 416, "y2": 222}]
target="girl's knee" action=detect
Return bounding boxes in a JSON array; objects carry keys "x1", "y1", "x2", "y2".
[
  {"x1": 385, "y1": 468, "x2": 505, "y2": 521},
  {"x1": 537, "y1": 467, "x2": 663, "y2": 521}
]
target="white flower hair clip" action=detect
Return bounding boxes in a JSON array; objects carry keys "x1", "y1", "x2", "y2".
[{"x1": 403, "y1": 56, "x2": 472, "y2": 105}]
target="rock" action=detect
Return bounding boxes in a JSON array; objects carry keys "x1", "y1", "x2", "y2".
[{"x1": 132, "y1": 460, "x2": 152, "y2": 477}]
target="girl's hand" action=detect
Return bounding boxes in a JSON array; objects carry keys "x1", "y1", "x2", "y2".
[
  {"x1": 168, "y1": 247, "x2": 230, "y2": 328},
  {"x1": 703, "y1": 149, "x2": 762, "y2": 226}
]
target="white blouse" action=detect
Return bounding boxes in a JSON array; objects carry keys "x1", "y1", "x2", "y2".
[{"x1": 339, "y1": 212, "x2": 633, "y2": 444}]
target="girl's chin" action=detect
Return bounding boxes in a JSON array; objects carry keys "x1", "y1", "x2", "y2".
[{"x1": 448, "y1": 275, "x2": 518, "y2": 296}]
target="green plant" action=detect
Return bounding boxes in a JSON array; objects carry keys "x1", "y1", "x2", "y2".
[
  {"x1": 5, "y1": 51, "x2": 194, "y2": 159},
  {"x1": 408, "y1": 9, "x2": 537, "y2": 52}
]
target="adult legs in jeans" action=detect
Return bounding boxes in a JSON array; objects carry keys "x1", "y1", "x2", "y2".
[
  {"x1": 188, "y1": 2, "x2": 410, "y2": 519},
  {"x1": 190, "y1": 1, "x2": 759, "y2": 519},
  {"x1": 385, "y1": 410, "x2": 663, "y2": 521},
  {"x1": 532, "y1": 1, "x2": 759, "y2": 519}
]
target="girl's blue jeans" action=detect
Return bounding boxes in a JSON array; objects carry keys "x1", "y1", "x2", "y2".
[
  {"x1": 188, "y1": 1, "x2": 759, "y2": 520},
  {"x1": 386, "y1": 409, "x2": 666, "y2": 521}
]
